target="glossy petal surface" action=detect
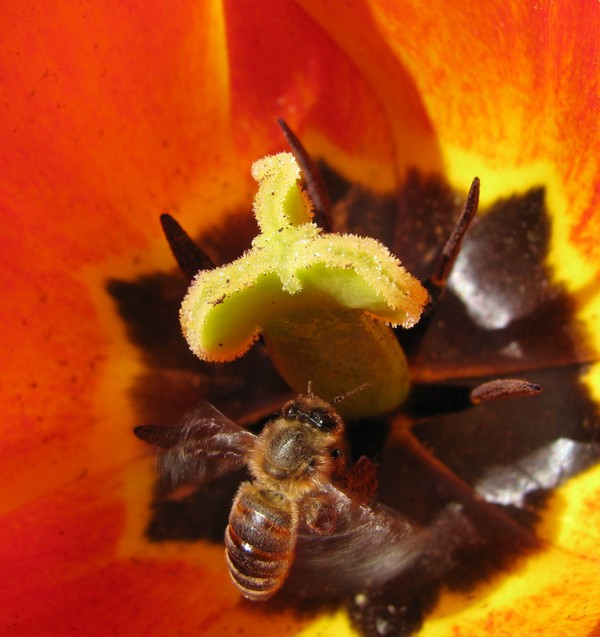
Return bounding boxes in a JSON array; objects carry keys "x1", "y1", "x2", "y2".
[{"x1": 1, "y1": 1, "x2": 599, "y2": 637}]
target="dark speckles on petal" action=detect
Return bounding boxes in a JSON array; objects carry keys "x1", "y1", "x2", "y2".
[
  {"x1": 211, "y1": 295, "x2": 226, "y2": 306},
  {"x1": 109, "y1": 161, "x2": 599, "y2": 637}
]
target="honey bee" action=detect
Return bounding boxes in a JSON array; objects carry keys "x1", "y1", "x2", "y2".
[{"x1": 134, "y1": 391, "x2": 430, "y2": 601}]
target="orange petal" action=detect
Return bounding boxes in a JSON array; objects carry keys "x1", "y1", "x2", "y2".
[
  {"x1": 223, "y1": 0, "x2": 427, "y2": 189},
  {"x1": 298, "y1": 1, "x2": 600, "y2": 263},
  {"x1": 0, "y1": 0, "x2": 240, "y2": 513},
  {"x1": 0, "y1": 0, "x2": 420, "y2": 512},
  {"x1": 2, "y1": 1, "x2": 599, "y2": 636},
  {"x1": 0, "y1": 458, "x2": 318, "y2": 635}
]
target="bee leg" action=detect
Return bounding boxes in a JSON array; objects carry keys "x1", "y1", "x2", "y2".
[
  {"x1": 341, "y1": 456, "x2": 379, "y2": 501},
  {"x1": 301, "y1": 494, "x2": 337, "y2": 535},
  {"x1": 277, "y1": 118, "x2": 333, "y2": 232}
]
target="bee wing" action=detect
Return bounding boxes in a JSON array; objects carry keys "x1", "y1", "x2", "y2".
[
  {"x1": 134, "y1": 402, "x2": 256, "y2": 488},
  {"x1": 288, "y1": 482, "x2": 430, "y2": 597}
]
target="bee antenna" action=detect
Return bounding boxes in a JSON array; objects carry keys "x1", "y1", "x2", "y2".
[{"x1": 332, "y1": 383, "x2": 370, "y2": 405}]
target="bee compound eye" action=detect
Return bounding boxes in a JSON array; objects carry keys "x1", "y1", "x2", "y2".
[
  {"x1": 282, "y1": 402, "x2": 300, "y2": 418},
  {"x1": 309, "y1": 408, "x2": 337, "y2": 431}
]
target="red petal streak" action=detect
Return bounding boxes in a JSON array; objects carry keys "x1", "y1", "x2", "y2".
[{"x1": 225, "y1": 0, "x2": 434, "y2": 185}]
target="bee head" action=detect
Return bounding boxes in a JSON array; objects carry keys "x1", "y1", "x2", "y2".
[
  {"x1": 249, "y1": 394, "x2": 347, "y2": 490},
  {"x1": 280, "y1": 394, "x2": 344, "y2": 434}
]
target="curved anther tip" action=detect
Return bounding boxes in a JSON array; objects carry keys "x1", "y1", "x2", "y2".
[{"x1": 470, "y1": 379, "x2": 543, "y2": 405}]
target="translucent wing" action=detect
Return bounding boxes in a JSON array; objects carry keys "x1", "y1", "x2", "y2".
[
  {"x1": 134, "y1": 402, "x2": 256, "y2": 488},
  {"x1": 287, "y1": 482, "x2": 431, "y2": 597}
]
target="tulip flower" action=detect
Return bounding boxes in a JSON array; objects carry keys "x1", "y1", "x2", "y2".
[{"x1": 1, "y1": 2, "x2": 599, "y2": 637}]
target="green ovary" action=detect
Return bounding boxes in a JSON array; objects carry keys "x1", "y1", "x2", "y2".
[
  {"x1": 179, "y1": 151, "x2": 427, "y2": 418},
  {"x1": 263, "y1": 309, "x2": 410, "y2": 418}
]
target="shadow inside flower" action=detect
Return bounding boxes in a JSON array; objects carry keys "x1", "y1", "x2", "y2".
[{"x1": 108, "y1": 163, "x2": 600, "y2": 637}]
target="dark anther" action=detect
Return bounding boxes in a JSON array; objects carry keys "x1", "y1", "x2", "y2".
[
  {"x1": 428, "y1": 177, "x2": 480, "y2": 302},
  {"x1": 160, "y1": 213, "x2": 216, "y2": 281},
  {"x1": 277, "y1": 118, "x2": 333, "y2": 232},
  {"x1": 404, "y1": 379, "x2": 542, "y2": 417},
  {"x1": 470, "y1": 379, "x2": 543, "y2": 405},
  {"x1": 399, "y1": 178, "x2": 480, "y2": 362}
]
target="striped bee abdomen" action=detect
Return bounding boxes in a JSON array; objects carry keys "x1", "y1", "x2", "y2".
[{"x1": 225, "y1": 483, "x2": 298, "y2": 601}]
